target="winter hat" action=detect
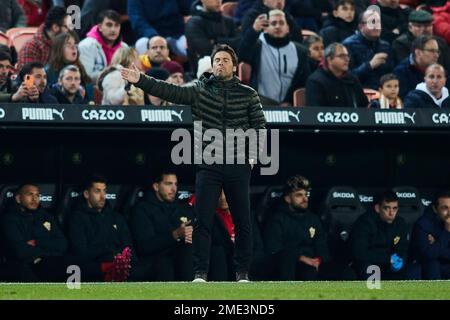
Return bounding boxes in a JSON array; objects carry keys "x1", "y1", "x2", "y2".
[
  {"x1": 161, "y1": 61, "x2": 184, "y2": 75},
  {"x1": 146, "y1": 67, "x2": 170, "y2": 80}
]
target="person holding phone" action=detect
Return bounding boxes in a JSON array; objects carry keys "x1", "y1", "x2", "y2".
[{"x1": 12, "y1": 62, "x2": 58, "y2": 103}]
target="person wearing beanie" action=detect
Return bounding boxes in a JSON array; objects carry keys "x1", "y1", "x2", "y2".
[
  {"x1": 161, "y1": 60, "x2": 185, "y2": 85},
  {"x1": 144, "y1": 67, "x2": 171, "y2": 106}
]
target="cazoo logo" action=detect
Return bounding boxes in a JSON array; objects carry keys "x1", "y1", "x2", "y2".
[
  {"x1": 82, "y1": 109, "x2": 125, "y2": 121},
  {"x1": 317, "y1": 112, "x2": 359, "y2": 124}
]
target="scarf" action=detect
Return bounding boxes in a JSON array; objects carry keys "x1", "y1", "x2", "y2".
[{"x1": 379, "y1": 93, "x2": 403, "y2": 109}]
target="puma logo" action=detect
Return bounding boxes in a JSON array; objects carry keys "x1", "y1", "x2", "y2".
[
  {"x1": 171, "y1": 110, "x2": 184, "y2": 122},
  {"x1": 53, "y1": 109, "x2": 65, "y2": 120},
  {"x1": 288, "y1": 111, "x2": 301, "y2": 122}
]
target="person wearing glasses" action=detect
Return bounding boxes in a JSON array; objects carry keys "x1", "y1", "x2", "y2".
[
  {"x1": 238, "y1": 9, "x2": 310, "y2": 106},
  {"x1": 305, "y1": 42, "x2": 368, "y2": 108},
  {"x1": 394, "y1": 35, "x2": 441, "y2": 99},
  {"x1": 17, "y1": 6, "x2": 71, "y2": 71}
]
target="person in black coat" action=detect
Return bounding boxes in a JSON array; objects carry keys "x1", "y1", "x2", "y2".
[
  {"x1": 50, "y1": 65, "x2": 89, "y2": 104},
  {"x1": 264, "y1": 175, "x2": 331, "y2": 281},
  {"x1": 349, "y1": 190, "x2": 410, "y2": 280},
  {"x1": 404, "y1": 63, "x2": 450, "y2": 108},
  {"x1": 305, "y1": 42, "x2": 368, "y2": 107},
  {"x1": 377, "y1": 0, "x2": 411, "y2": 44},
  {"x1": 320, "y1": 0, "x2": 357, "y2": 47},
  {"x1": 1, "y1": 183, "x2": 119, "y2": 282},
  {"x1": 409, "y1": 190, "x2": 450, "y2": 280},
  {"x1": 185, "y1": 0, "x2": 241, "y2": 73},
  {"x1": 129, "y1": 169, "x2": 194, "y2": 281}
]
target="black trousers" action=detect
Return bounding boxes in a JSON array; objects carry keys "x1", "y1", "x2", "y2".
[{"x1": 193, "y1": 164, "x2": 252, "y2": 274}]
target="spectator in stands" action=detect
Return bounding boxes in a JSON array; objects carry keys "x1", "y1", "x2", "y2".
[
  {"x1": 46, "y1": 31, "x2": 94, "y2": 102},
  {"x1": 139, "y1": 36, "x2": 171, "y2": 73},
  {"x1": 235, "y1": 0, "x2": 257, "y2": 25},
  {"x1": 68, "y1": 174, "x2": 152, "y2": 281},
  {"x1": 264, "y1": 175, "x2": 331, "y2": 281},
  {"x1": 161, "y1": 60, "x2": 185, "y2": 86},
  {"x1": 143, "y1": 67, "x2": 171, "y2": 106},
  {"x1": 428, "y1": 0, "x2": 450, "y2": 45},
  {"x1": 288, "y1": 0, "x2": 332, "y2": 32},
  {"x1": 128, "y1": 0, "x2": 192, "y2": 57},
  {"x1": 17, "y1": 0, "x2": 48, "y2": 27},
  {"x1": 239, "y1": 9, "x2": 310, "y2": 105},
  {"x1": 0, "y1": 0, "x2": 26, "y2": 32},
  {"x1": 97, "y1": 47, "x2": 145, "y2": 106},
  {"x1": 17, "y1": 6, "x2": 70, "y2": 71},
  {"x1": 377, "y1": 0, "x2": 411, "y2": 44},
  {"x1": 343, "y1": 7, "x2": 394, "y2": 89},
  {"x1": 0, "y1": 51, "x2": 14, "y2": 102},
  {"x1": 79, "y1": 10, "x2": 128, "y2": 84},
  {"x1": 349, "y1": 190, "x2": 409, "y2": 280},
  {"x1": 12, "y1": 62, "x2": 58, "y2": 103},
  {"x1": 394, "y1": 35, "x2": 440, "y2": 98},
  {"x1": 305, "y1": 35, "x2": 324, "y2": 73},
  {"x1": 50, "y1": 65, "x2": 89, "y2": 104},
  {"x1": 369, "y1": 73, "x2": 404, "y2": 108},
  {"x1": 305, "y1": 43, "x2": 368, "y2": 107},
  {"x1": 1, "y1": 183, "x2": 130, "y2": 282},
  {"x1": 320, "y1": 0, "x2": 357, "y2": 47},
  {"x1": 129, "y1": 169, "x2": 194, "y2": 281},
  {"x1": 241, "y1": 0, "x2": 303, "y2": 44},
  {"x1": 392, "y1": 10, "x2": 450, "y2": 71},
  {"x1": 185, "y1": 0, "x2": 241, "y2": 73},
  {"x1": 409, "y1": 189, "x2": 450, "y2": 280},
  {"x1": 404, "y1": 63, "x2": 450, "y2": 108}
]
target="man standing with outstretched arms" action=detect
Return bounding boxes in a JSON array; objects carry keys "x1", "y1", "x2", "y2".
[{"x1": 121, "y1": 44, "x2": 267, "y2": 282}]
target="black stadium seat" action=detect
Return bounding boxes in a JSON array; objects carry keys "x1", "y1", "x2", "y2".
[
  {"x1": 393, "y1": 186, "x2": 424, "y2": 238},
  {"x1": 320, "y1": 186, "x2": 366, "y2": 263},
  {"x1": 0, "y1": 184, "x2": 57, "y2": 216},
  {"x1": 255, "y1": 185, "x2": 284, "y2": 226}
]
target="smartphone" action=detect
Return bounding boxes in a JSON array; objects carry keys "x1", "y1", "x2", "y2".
[{"x1": 24, "y1": 74, "x2": 34, "y2": 88}]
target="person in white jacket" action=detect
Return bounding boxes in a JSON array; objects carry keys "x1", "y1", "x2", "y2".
[{"x1": 79, "y1": 9, "x2": 128, "y2": 83}]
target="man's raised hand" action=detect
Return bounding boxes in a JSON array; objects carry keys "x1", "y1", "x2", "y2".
[{"x1": 120, "y1": 64, "x2": 141, "y2": 84}]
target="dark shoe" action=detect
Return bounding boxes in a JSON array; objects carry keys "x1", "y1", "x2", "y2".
[
  {"x1": 236, "y1": 272, "x2": 250, "y2": 282},
  {"x1": 192, "y1": 272, "x2": 208, "y2": 282}
]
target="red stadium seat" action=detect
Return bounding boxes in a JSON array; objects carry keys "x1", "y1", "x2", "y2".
[
  {"x1": 221, "y1": 2, "x2": 238, "y2": 18},
  {"x1": 238, "y1": 62, "x2": 251, "y2": 85},
  {"x1": 6, "y1": 27, "x2": 38, "y2": 39},
  {"x1": 363, "y1": 88, "x2": 380, "y2": 102},
  {"x1": 301, "y1": 29, "x2": 319, "y2": 41},
  {"x1": 8, "y1": 28, "x2": 38, "y2": 53},
  {"x1": 293, "y1": 88, "x2": 306, "y2": 107}
]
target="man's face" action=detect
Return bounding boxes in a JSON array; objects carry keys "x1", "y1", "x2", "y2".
[
  {"x1": 333, "y1": 3, "x2": 355, "y2": 23},
  {"x1": 433, "y1": 197, "x2": 450, "y2": 224},
  {"x1": 408, "y1": 22, "x2": 433, "y2": 37},
  {"x1": 378, "y1": 0, "x2": 400, "y2": 8},
  {"x1": 212, "y1": 51, "x2": 235, "y2": 80},
  {"x1": 31, "y1": 67, "x2": 47, "y2": 93},
  {"x1": 0, "y1": 59, "x2": 11, "y2": 84},
  {"x1": 267, "y1": 14, "x2": 289, "y2": 38},
  {"x1": 167, "y1": 72, "x2": 184, "y2": 86},
  {"x1": 60, "y1": 70, "x2": 81, "y2": 95},
  {"x1": 218, "y1": 190, "x2": 229, "y2": 210},
  {"x1": 380, "y1": 79, "x2": 400, "y2": 99},
  {"x1": 360, "y1": 10, "x2": 382, "y2": 40},
  {"x1": 263, "y1": 0, "x2": 285, "y2": 9},
  {"x1": 98, "y1": 17, "x2": 121, "y2": 43},
  {"x1": 328, "y1": 46, "x2": 350, "y2": 73},
  {"x1": 284, "y1": 189, "x2": 309, "y2": 211},
  {"x1": 15, "y1": 185, "x2": 40, "y2": 211},
  {"x1": 201, "y1": 0, "x2": 222, "y2": 12},
  {"x1": 425, "y1": 66, "x2": 446, "y2": 97},
  {"x1": 375, "y1": 200, "x2": 399, "y2": 223},
  {"x1": 84, "y1": 182, "x2": 107, "y2": 211},
  {"x1": 148, "y1": 37, "x2": 170, "y2": 64},
  {"x1": 416, "y1": 39, "x2": 440, "y2": 67},
  {"x1": 52, "y1": 15, "x2": 71, "y2": 36},
  {"x1": 153, "y1": 174, "x2": 178, "y2": 203}
]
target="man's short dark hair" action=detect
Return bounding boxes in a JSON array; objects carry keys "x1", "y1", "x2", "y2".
[
  {"x1": 411, "y1": 34, "x2": 436, "y2": 57},
  {"x1": 83, "y1": 174, "x2": 108, "y2": 192},
  {"x1": 210, "y1": 44, "x2": 238, "y2": 67},
  {"x1": 333, "y1": 0, "x2": 354, "y2": 10},
  {"x1": 18, "y1": 62, "x2": 45, "y2": 82},
  {"x1": 304, "y1": 34, "x2": 323, "y2": 48},
  {"x1": 282, "y1": 175, "x2": 311, "y2": 196},
  {"x1": 433, "y1": 190, "x2": 450, "y2": 207},
  {"x1": 0, "y1": 50, "x2": 12, "y2": 64},
  {"x1": 379, "y1": 73, "x2": 399, "y2": 87},
  {"x1": 151, "y1": 167, "x2": 177, "y2": 184},
  {"x1": 45, "y1": 6, "x2": 69, "y2": 31},
  {"x1": 15, "y1": 183, "x2": 39, "y2": 196},
  {"x1": 374, "y1": 190, "x2": 398, "y2": 206},
  {"x1": 97, "y1": 9, "x2": 121, "y2": 24},
  {"x1": 324, "y1": 42, "x2": 346, "y2": 60}
]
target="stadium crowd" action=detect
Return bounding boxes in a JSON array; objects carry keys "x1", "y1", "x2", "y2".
[{"x1": 0, "y1": 0, "x2": 449, "y2": 282}]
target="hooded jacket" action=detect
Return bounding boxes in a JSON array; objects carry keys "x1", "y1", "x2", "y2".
[
  {"x1": 404, "y1": 82, "x2": 450, "y2": 108},
  {"x1": 320, "y1": 15, "x2": 356, "y2": 47},
  {"x1": 1, "y1": 204, "x2": 67, "y2": 263},
  {"x1": 78, "y1": 25, "x2": 128, "y2": 83},
  {"x1": 50, "y1": 83, "x2": 89, "y2": 105}
]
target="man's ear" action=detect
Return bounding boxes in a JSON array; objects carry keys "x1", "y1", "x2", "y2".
[
  {"x1": 15, "y1": 194, "x2": 21, "y2": 205},
  {"x1": 83, "y1": 190, "x2": 89, "y2": 200},
  {"x1": 374, "y1": 203, "x2": 380, "y2": 214},
  {"x1": 152, "y1": 182, "x2": 159, "y2": 193},
  {"x1": 284, "y1": 194, "x2": 291, "y2": 204}
]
